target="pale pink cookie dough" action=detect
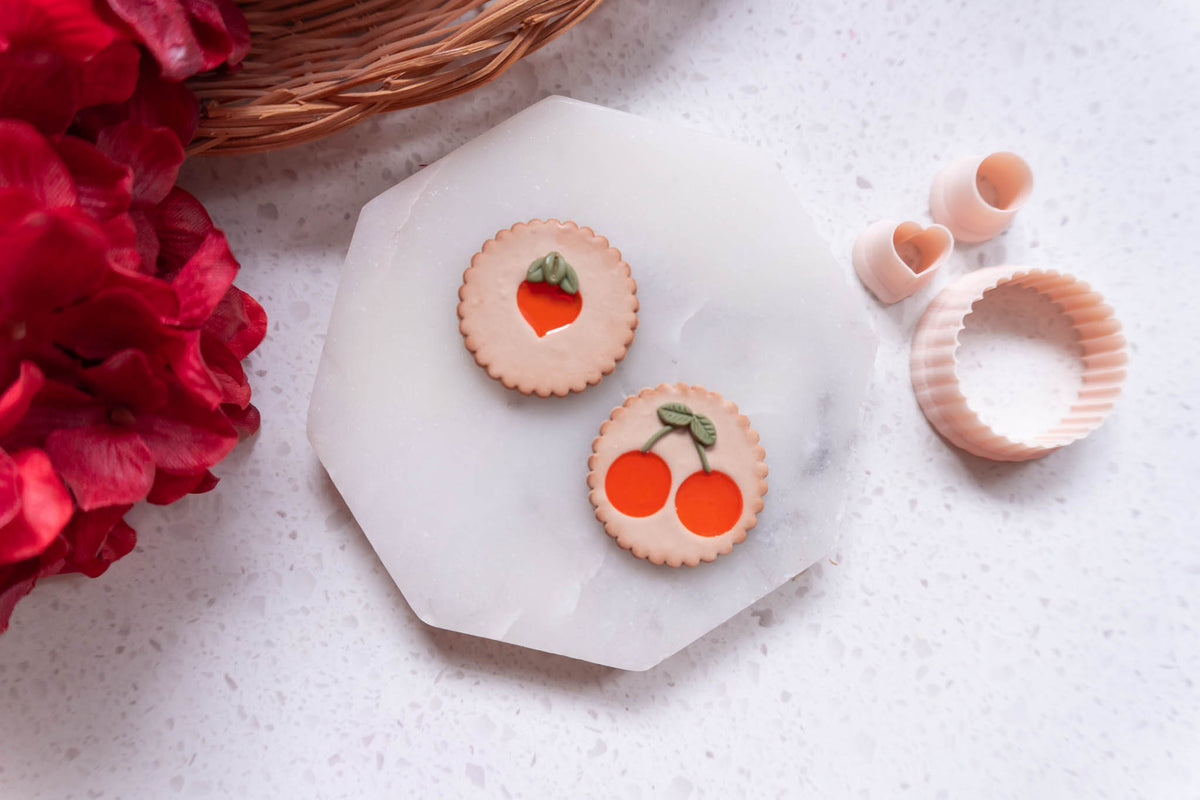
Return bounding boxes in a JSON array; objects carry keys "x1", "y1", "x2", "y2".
[
  {"x1": 458, "y1": 219, "x2": 639, "y2": 397},
  {"x1": 587, "y1": 384, "x2": 769, "y2": 567}
]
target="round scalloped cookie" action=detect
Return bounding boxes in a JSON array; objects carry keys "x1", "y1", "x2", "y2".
[
  {"x1": 458, "y1": 219, "x2": 639, "y2": 397},
  {"x1": 587, "y1": 384, "x2": 768, "y2": 567}
]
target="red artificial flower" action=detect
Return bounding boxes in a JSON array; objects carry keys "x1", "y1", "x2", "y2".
[
  {"x1": 0, "y1": 0, "x2": 119, "y2": 57},
  {"x1": 0, "y1": 0, "x2": 140, "y2": 133},
  {"x1": 104, "y1": 0, "x2": 250, "y2": 81},
  {"x1": 0, "y1": 0, "x2": 259, "y2": 632},
  {"x1": 0, "y1": 106, "x2": 264, "y2": 631},
  {"x1": 96, "y1": 119, "x2": 184, "y2": 205},
  {"x1": 73, "y1": 55, "x2": 200, "y2": 146},
  {"x1": 0, "y1": 447, "x2": 75, "y2": 563}
]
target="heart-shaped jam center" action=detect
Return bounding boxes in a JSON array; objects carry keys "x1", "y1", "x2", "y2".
[{"x1": 516, "y1": 280, "x2": 582, "y2": 337}]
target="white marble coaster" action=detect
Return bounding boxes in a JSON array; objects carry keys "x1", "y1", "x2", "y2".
[{"x1": 308, "y1": 96, "x2": 876, "y2": 670}]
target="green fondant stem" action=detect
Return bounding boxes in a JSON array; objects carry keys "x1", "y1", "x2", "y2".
[
  {"x1": 643, "y1": 402, "x2": 716, "y2": 471},
  {"x1": 641, "y1": 425, "x2": 673, "y2": 453}
]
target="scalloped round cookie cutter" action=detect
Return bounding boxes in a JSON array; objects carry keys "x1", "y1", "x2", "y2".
[
  {"x1": 852, "y1": 219, "x2": 954, "y2": 303},
  {"x1": 910, "y1": 266, "x2": 1127, "y2": 461},
  {"x1": 930, "y1": 152, "x2": 1033, "y2": 243}
]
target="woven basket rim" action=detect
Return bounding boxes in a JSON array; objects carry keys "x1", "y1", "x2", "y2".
[{"x1": 188, "y1": 0, "x2": 604, "y2": 156}]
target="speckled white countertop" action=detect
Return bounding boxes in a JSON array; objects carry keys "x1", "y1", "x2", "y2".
[{"x1": 2, "y1": 1, "x2": 1197, "y2": 797}]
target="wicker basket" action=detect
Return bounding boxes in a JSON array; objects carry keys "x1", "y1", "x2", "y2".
[{"x1": 188, "y1": 0, "x2": 603, "y2": 156}]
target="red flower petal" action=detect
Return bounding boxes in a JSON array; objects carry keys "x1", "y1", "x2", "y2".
[
  {"x1": 82, "y1": 349, "x2": 168, "y2": 411},
  {"x1": 146, "y1": 468, "x2": 203, "y2": 504},
  {"x1": 48, "y1": 295, "x2": 227, "y2": 415},
  {"x1": 36, "y1": 533, "x2": 69, "y2": 578},
  {"x1": 222, "y1": 401, "x2": 259, "y2": 436},
  {"x1": 129, "y1": 207, "x2": 160, "y2": 272},
  {"x1": 204, "y1": 286, "x2": 267, "y2": 359},
  {"x1": 0, "y1": 119, "x2": 76, "y2": 208},
  {"x1": 60, "y1": 504, "x2": 134, "y2": 577},
  {"x1": 96, "y1": 121, "x2": 183, "y2": 206},
  {"x1": 74, "y1": 39, "x2": 140, "y2": 108},
  {"x1": 0, "y1": 562, "x2": 37, "y2": 633},
  {"x1": 0, "y1": 380, "x2": 106, "y2": 453},
  {"x1": 0, "y1": 48, "x2": 77, "y2": 135},
  {"x1": 148, "y1": 467, "x2": 218, "y2": 502},
  {"x1": 0, "y1": 0, "x2": 120, "y2": 59},
  {"x1": 100, "y1": 267, "x2": 180, "y2": 321},
  {"x1": 166, "y1": 329, "x2": 222, "y2": 408},
  {"x1": 0, "y1": 207, "x2": 109, "y2": 320},
  {"x1": 194, "y1": 468, "x2": 218, "y2": 493},
  {"x1": 179, "y1": 0, "x2": 233, "y2": 72},
  {"x1": 173, "y1": 230, "x2": 238, "y2": 327},
  {"x1": 98, "y1": 212, "x2": 143, "y2": 272},
  {"x1": 47, "y1": 287, "x2": 167, "y2": 361},
  {"x1": 0, "y1": 448, "x2": 73, "y2": 564},
  {"x1": 0, "y1": 320, "x2": 79, "y2": 393},
  {"x1": 44, "y1": 424, "x2": 155, "y2": 510},
  {"x1": 62, "y1": 504, "x2": 126, "y2": 558},
  {"x1": 179, "y1": 0, "x2": 249, "y2": 71},
  {"x1": 0, "y1": 362, "x2": 45, "y2": 439},
  {"x1": 132, "y1": 387, "x2": 236, "y2": 472},
  {"x1": 0, "y1": 186, "x2": 38, "y2": 221},
  {"x1": 151, "y1": 185, "x2": 211, "y2": 274},
  {"x1": 72, "y1": 57, "x2": 200, "y2": 147},
  {"x1": 202, "y1": 333, "x2": 250, "y2": 408},
  {"x1": 209, "y1": 0, "x2": 249, "y2": 65},
  {"x1": 104, "y1": 0, "x2": 203, "y2": 81},
  {"x1": 80, "y1": 517, "x2": 135, "y2": 577},
  {"x1": 0, "y1": 450, "x2": 19, "y2": 528},
  {"x1": 126, "y1": 60, "x2": 200, "y2": 145},
  {"x1": 100, "y1": 209, "x2": 137, "y2": 243},
  {"x1": 49, "y1": 135, "x2": 132, "y2": 221}
]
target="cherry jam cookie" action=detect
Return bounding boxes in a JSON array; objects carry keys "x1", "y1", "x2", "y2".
[
  {"x1": 458, "y1": 219, "x2": 639, "y2": 397},
  {"x1": 588, "y1": 384, "x2": 768, "y2": 567}
]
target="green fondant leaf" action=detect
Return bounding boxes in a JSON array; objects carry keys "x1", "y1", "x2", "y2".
[
  {"x1": 559, "y1": 265, "x2": 579, "y2": 295},
  {"x1": 690, "y1": 414, "x2": 717, "y2": 446},
  {"x1": 546, "y1": 252, "x2": 565, "y2": 284},
  {"x1": 657, "y1": 403, "x2": 694, "y2": 427},
  {"x1": 526, "y1": 258, "x2": 545, "y2": 282}
]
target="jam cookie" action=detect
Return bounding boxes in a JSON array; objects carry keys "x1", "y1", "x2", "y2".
[
  {"x1": 458, "y1": 219, "x2": 639, "y2": 397},
  {"x1": 587, "y1": 384, "x2": 768, "y2": 567}
]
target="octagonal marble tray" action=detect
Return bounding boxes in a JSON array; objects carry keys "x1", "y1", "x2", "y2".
[{"x1": 308, "y1": 97, "x2": 876, "y2": 670}]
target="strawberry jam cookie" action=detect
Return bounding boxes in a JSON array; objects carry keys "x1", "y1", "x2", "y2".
[
  {"x1": 588, "y1": 384, "x2": 768, "y2": 567},
  {"x1": 458, "y1": 219, "x2": 639, "y2": 397}
]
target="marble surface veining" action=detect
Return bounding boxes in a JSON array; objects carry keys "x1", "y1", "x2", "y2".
[{"x1": 1, "y1": 0, "x2": 1197, "y2": 797}]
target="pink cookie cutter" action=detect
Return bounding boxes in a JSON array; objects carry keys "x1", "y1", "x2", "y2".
[
  {"x1": 852, "y1": 219, "x2": 954, "y2": 304},
  {"x1": 910, "y1": 266, "x2": 1127, "y2": 461},
  {"x1": 930, "y1": 152, "x2": 1033, "y2": 243}
]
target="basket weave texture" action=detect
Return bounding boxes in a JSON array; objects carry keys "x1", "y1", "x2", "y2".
[{"x1": 188, "y1": 0, "x2": 603, "y2": 156}]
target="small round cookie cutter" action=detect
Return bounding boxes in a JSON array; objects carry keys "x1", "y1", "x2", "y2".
[
  {"x1": 930, "y1": 152, "x2": 1033, "y2": 243},
  {"x1": 910, "y1": 266, "x2": 1127, "y2": 461}
]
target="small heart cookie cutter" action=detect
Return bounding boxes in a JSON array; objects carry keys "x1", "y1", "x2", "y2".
[
  {"x1": 930, "y1": 152, "x2": 1033, "y2": 243},
  {"x1": 910, "y1": 266, "x2": 1127, "y2": 461},
  {"x1": 852, "y1": 219, "x2": 954, "y2": 303}
]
